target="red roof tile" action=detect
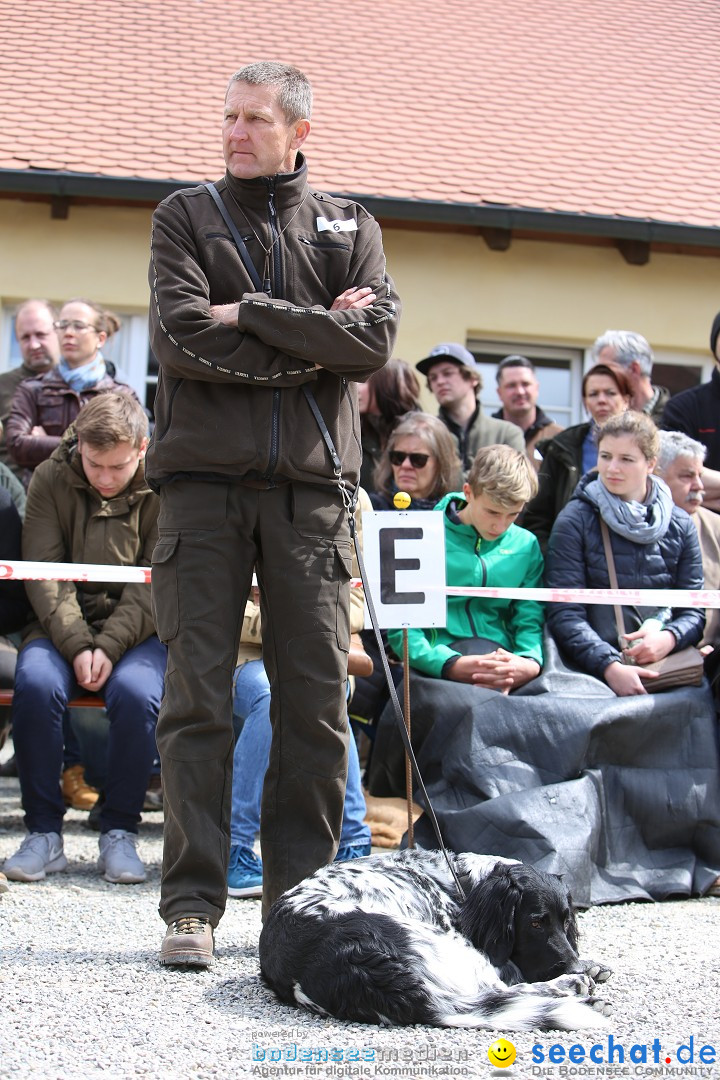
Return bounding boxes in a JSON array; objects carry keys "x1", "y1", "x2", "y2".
[{"x1": 0, "y1": 0, "x2": 719, "y2": 230}]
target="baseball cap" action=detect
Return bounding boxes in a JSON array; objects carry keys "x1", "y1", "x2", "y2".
[{"x1": 416, "y1": 342, "x2": 481, "y2": 377}]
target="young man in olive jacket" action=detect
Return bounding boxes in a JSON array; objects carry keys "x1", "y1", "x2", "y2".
[
  {"x1": 3, "y1": 393, "x2": 165, "y2": 887},
  {"x1": 146, "y1": 61, "x2": 399, "y2": 966}
]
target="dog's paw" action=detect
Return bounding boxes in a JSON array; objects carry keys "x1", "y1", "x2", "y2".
[
  {"x1": 582, "y1": 959, "x2": 613, "y2": 984},
  {"x1": 584, "y1": 995, "x2": 613, "y2": 1017},
  {"x1": 550, "y1": 972, "x2": 592, "y2": 996}
]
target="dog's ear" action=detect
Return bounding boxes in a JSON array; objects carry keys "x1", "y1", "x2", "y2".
[{"x1": 459, "y1": 864, "x2": 521, "y2": 966}]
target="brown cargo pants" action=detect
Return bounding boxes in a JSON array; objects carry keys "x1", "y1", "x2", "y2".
[{"x1": 151, "y1": 478, "x2": 351, "y2": 926}]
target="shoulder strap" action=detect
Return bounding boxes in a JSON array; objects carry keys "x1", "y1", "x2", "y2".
[
  {"x1": 600, "y1": 518, "x2": 628, "y2": 642},
  {"x1": 205, "y1": 182, "x2": 263, "y2": 293}
]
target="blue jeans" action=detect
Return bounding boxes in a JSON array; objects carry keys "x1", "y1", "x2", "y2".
[
  {"x1": 12, "y1": 636, "x2": 166, "y2": 834},
  {"x1": 231, "y1": 659, "x2": 370, "y2": 851}
]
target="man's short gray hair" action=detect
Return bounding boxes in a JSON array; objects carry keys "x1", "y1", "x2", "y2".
[
  {"x1": 227, "y1": 62, "x2": 312, "y2": 124},
  {"x1": 591, "y1": 330, "x2": 654, "y2": 376},
  {"x1": 656, "y1": 430, "x2": 707, "y2": 473}
]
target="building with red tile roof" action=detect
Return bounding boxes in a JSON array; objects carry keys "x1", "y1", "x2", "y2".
[{"x1": 1, "y1": 0, "x2": 720, "y2": 419}]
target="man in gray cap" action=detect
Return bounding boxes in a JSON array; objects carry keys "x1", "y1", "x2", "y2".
[{"x1": 417, "y1": 343, "x2": 524, "y2": 471}]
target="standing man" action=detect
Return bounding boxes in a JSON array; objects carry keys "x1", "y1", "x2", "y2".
[
  {"x1": 492, "y1": 355, "x2": 563, "y2": 469},
  {"x1": 0, "y1": 300, "x2": 60, "y2": 479},
  {"x1": 661, "y1": 312, "x2": 720, "y2": 511},
  {"x1": 417, "y1": 343, "x2": 524, "y2": 471},
  {"x1": 591, "y1": 329, "x2": 669, "y2": 424},
  {"x1": 147, "y1": 61, "x2": 399, "y2": 967}
]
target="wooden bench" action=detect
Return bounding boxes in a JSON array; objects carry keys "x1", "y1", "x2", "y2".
[{"x1": 0, "y1": 690, "x2": 104, "y2": 709}]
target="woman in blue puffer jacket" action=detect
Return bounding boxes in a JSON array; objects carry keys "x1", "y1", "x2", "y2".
[{"x1": 545, "y1": 410, "x2": 704, "y2": 696}]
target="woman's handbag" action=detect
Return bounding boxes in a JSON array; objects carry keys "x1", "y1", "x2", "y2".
[{"x1": 599, "y1": 519, "x2": 704, "y2": 692}]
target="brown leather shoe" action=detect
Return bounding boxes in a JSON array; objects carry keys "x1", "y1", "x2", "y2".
[
  {"x1": 160, "y1": 917, "x2": 214, "y2": 968},
  {"x1": 62, "y1": 764, "x2": 99, "y2": 811}
]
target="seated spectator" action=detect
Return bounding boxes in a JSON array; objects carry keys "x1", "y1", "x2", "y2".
[
  {"x1": 6, "y1": 299, "x2": 138, "y2": 486},
  {"x1": 386, "y1": 444, "x2": 544, "y2": 691},
  {"x1": 0, "y1": 300, "x2": 60, "y2": 483},
  {"x1": 654, "y1": 431, "x2": 720, "y2": 681},
  {"x1": 591, "y1": 329, "x2": 668, "y2": 424},
  {"x1": 416, "y1": 343, "x2": 524, "y2": 471},
  {"x1": 545, "y1": 411, "x2": 704, "y2": 696},
  {"x1": 0, "y1": 489, "x2": 31, "y2": 674},
  {"x1": 370, "y1": 412, "x2": 463, "y2": 510},
  {"x1": 358, "y1": 358, "x2": 421, "y2": 494},
  {"x1": 523, "y1": 362, "x2": 632, "y2": 552},
  {"x1": 492, "y1": 355, "x2": 563, "y2": 470},
  {"x1": 2, "y1": 393, "x2": 165, "y2": 886}
]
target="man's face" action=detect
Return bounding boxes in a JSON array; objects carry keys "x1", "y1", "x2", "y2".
[
  {"x1": 78, "y1": 438, "x2": 147, "y2": 500},
  {"x1": 660, "y1": 454, "x2": 704, "y2": 515},
  {"x1": 15, "y1": 303, "x2": 60, "y2": 372},
  {"x1": 426, "y1": 361, "x2": 476, "y2": 410},
  {"x1": 496, "y1": 366, "x2": 539, "y2": 416},
  {"x1": 222, "y1": 81, "x2": 309, "y2": 180}
]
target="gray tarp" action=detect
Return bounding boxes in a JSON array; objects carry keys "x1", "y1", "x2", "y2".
[{"x1": 367, "y1": 633, "x2": 720, "y2": 906}]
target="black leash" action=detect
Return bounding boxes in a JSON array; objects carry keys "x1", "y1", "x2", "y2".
[
  {"x1": 348, "y1": 501, "x2": 467, "y2": 901},
  {"x1": 205, "y1": 181, "x2": 466, "y2": 901}
]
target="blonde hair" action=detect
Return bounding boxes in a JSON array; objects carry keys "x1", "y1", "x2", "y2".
[
  {"x1": 596, "y1": 410, "x2": 659, "y2": 461},
  {"x1": 466, "y1": 444, "x2": 538, "y2": 507}
]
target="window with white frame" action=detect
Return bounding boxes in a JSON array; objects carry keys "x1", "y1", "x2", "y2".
[{"x1": 467, "y1": 339, "x2": 584, "y2": 426}]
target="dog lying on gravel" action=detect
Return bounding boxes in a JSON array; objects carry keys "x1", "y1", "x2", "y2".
[{"x1": 259, "y1": 850, "x2": 612, "y2": 1030}]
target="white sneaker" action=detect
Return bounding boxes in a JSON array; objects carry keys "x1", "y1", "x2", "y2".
[
  {"x1": 3, "y1": 832, "x2": 68, "y2": 881},
  {"x1": 98, "y1": 830, "x2": 146, "y2": 884}
]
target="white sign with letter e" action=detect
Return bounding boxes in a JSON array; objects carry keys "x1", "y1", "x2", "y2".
[{"x1": 361, "y1": 510, "x2": 447, "y2": 629}]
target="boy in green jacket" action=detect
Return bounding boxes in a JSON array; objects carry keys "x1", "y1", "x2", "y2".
[{"x1": 388, "y1": 444, "x2": 544, "y2": 693}]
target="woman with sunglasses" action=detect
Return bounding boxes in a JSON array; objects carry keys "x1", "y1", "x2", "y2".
[
  {"x1": 6, "y1": 299, "x2": 139, "y2": 485},
  {"x1": 370, "y1": 412, "x2": 463, "y2": 510}
]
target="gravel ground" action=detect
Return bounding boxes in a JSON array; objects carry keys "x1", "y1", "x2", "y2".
[{"x1": 1, "y1": 737, "x2": 719, "y2": 1080}]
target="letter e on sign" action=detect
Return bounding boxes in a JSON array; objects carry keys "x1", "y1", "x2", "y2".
[{"x1": 361, "y1": 510, "x2": 446, "y2": 629}]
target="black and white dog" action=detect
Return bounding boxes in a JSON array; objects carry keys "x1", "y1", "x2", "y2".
[{"x1": 259, "y1": 850, "x2": 612, "y2": 1031}]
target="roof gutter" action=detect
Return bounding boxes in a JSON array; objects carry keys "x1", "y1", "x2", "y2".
[{"x1": 1, "y1": 168, "x2": 719, "y2": 249}]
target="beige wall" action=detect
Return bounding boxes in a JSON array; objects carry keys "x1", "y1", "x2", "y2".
[
  {"x1": 2, "y1": 196, "x2": 719, "y2": 364},
  {"x1": 382, "y1": 228, "x2": 720, "y2": 366}
]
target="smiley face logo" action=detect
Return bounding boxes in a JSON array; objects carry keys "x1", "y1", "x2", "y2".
[{"x1": 488, "y1": 1038, "x2": 517, "y2": 1068}]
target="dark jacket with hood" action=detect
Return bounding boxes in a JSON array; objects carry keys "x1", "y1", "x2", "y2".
[
  {"x1": 21, "y1": 429, "x2": 158, "y2": 665},
  {"x1": 545, "y1": 472, "x2": 705, "y2": 680},
  {"x1": 145, "y1": 155, "x2": 400, "y2": 489}
]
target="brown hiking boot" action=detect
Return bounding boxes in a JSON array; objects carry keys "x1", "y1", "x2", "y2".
[
  {"x1": 62, "y1": 764, "x2": 99, "y2": 811},
  {"x1": 160, "y1": 917, "x2": 214, "y2": 968}
]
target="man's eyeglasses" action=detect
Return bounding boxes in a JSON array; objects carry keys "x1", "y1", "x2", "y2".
[
  {"x1": 389, "y1": 451, "x2": 431, "y2": 468},
  {"x1": 53, "y1": 320, "x2": 99, "y2": 333}
]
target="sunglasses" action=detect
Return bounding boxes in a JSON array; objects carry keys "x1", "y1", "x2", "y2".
[{"x1": 389, "y1": 450, "x2": 431, "y2": 468}]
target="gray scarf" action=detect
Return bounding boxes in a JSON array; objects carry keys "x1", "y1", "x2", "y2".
[{"x1": 583, "y1": 474, "x2": 674, "y2": 544}]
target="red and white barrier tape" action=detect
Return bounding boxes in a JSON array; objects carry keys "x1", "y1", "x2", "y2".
[
  {"x1": 0, "y1": 560, "x2": 151, "y2": 585},
  {"x1": 2, "y1": 559, "x2": 720, "y2": 608}
]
